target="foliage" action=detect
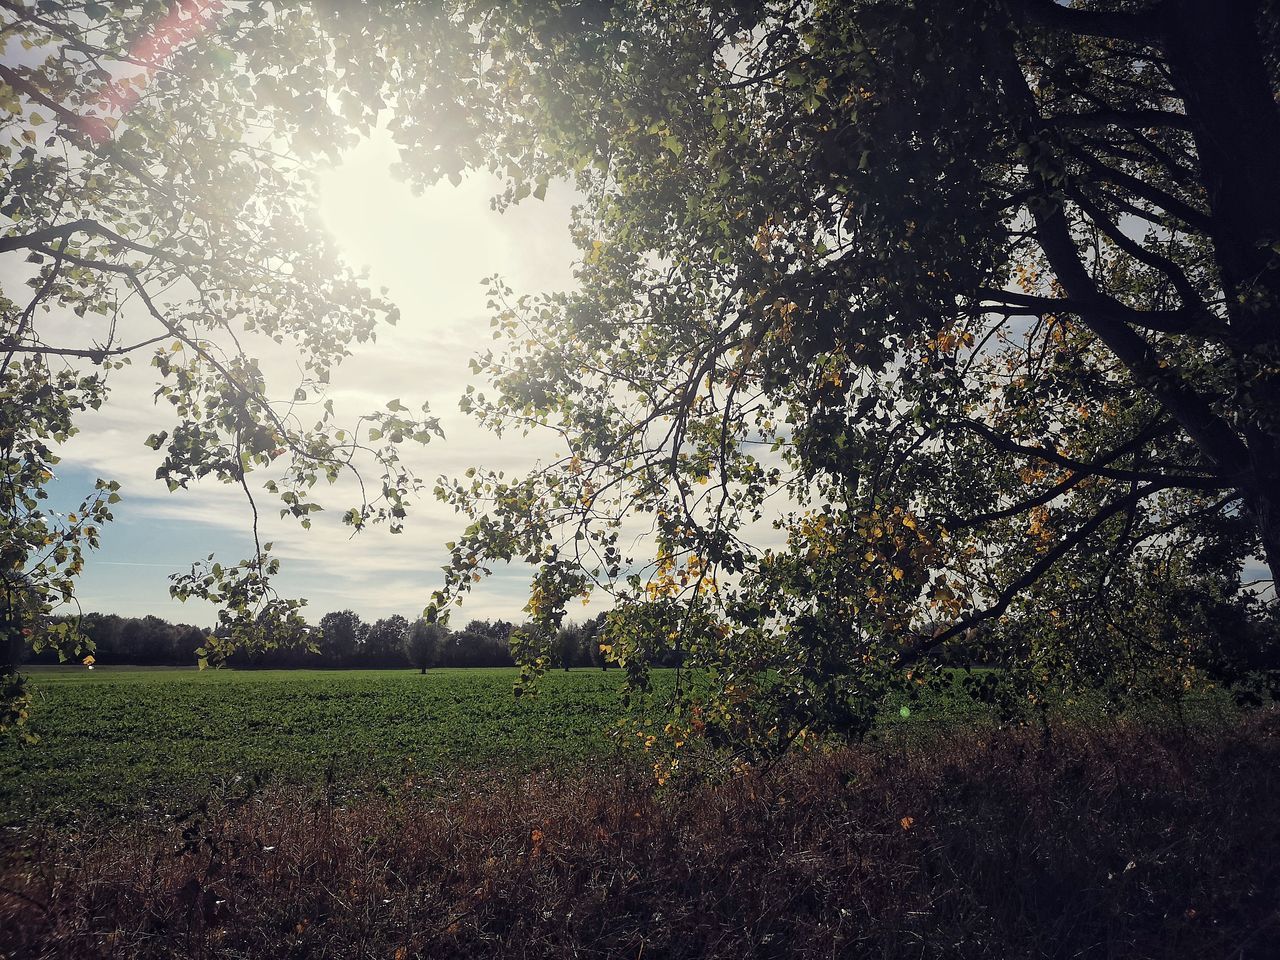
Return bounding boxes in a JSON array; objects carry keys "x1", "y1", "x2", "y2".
[
  {"x1": 333, "y1": 0, "x2": 1280, "y2": 752},
  {"x1": 404, "y1": 620, "x2": 448, "y2": 674},
  {"x1": 364, "y1": 613, "x2": 411, "y2": 667},
  {"x1": 26, "y1": 612, "x2": 209, "y2": 667},
  {"x1": 1, "y1": 356, "x2": 117, "y2": 727},
  {"x1": 6, "y1": 0, "x2": 1280, "y2": 754},
  {"x1": 317, "y1": 609, "x2": 368, "y2": 666},
  {"x1": 552, "y1": 612, "x2": 609, "y2": 670},
  {"x1": 17, "y1": 613, "x2": 552, "y2": 670},
  {"x1": 0, "y1": 0, "x2": 442, "y2": 722}
]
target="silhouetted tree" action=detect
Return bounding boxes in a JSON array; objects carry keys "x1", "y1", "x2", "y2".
[
  {"x1": 405, "y1": 620, "x2": 448, "y2": 674},
  {"x1": 318, "y1": 610, "x2": 367, "y2": 667},
  {"x1": 364, "y1": 615, "x2": 411, "y2": 668}
]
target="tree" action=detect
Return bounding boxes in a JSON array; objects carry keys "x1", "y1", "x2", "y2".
[
  {"x1": 392, "y1": 0, "x2": 1280, "y2": 746},
  {"x1": 7, "y1": 0, "x2": 1279, "y2": 747},
  {"x1": 464, "y1": 619, "x2": 516, "y2": 647},
  {"x1": 552, "y1": 622, "x2": 585, "y2": 671},
  {"x1": 317, "y1": 609, "x2": 367, "y2": 667},
  {"x1": 0, "y1": 1, "x2": 442, "y2": 723},
  {"x1": 405, "y1": 619, "x2": 448, "y2": 675},
  {"x1": 364, "y1": 614, "x2": 411, "y2": 668}
]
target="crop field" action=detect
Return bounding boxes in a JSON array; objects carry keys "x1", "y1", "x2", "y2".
[
  {"x1": 1, "y1": 665, "x2": 1239, "y2": 826},
  {"x1": 1, "y1": 667, "x2": 657, "y2": 825}
]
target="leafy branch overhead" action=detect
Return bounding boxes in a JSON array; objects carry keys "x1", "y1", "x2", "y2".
[
  {"x1": 0, "y1": 0, "x2": 442, "y2": 688},
  {"x1": 392, "y1": 0, "x2": 1280, "y2": 749},
  {"x1": 4, "y1": 0, "x2": 1280, "y2": 754}
]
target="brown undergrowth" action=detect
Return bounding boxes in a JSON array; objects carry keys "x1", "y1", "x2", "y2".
[{"x1": 3, "y1": 713, "x2": 1279, "y2": 959}]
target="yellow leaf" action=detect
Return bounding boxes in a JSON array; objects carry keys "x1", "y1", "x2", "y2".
[{"x1": 900, "y1": 816, "x2": 915, "y2": 830}]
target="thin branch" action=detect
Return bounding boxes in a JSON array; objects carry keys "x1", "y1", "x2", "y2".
[
  {"x1": 1066, "y1": 143, "x2": 1212, "y2": 233},
  {"x1": 943, "y1": 419, "x2": 1173, "y2": 529},
  {"x1": 1042, "y1": 108, "x2": 1192, "y2": 131},
  {"x1": 956, "y1": 419, "x2": 1228, "y2": 489},
  {"x1": 906, "y1": 480, "x2": 1174, "y2": 662},
  {"x1": 988, "y1": 29, "x2": 1253, "y2": 479},
  {"x1": 2, "y1": 334, "x2": 169, "y2": 361},
  {"x1": 1066, "y1": 184, "x2": 1209, "y2": 316}
]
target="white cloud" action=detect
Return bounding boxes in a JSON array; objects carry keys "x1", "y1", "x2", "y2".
[{"x1": 47, "y1": 129, "x2": 587, "y2": 624}]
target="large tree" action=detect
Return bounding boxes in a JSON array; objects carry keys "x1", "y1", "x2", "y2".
[
  {"x1": 365, "y1": 613, "x2": 411, "y2": 667},
  {"x1": 363, "y1": 0, "x2": 1280, "y2": 742},
  {"x1": 317, "y1": 609, "x2": 367, "y2": 666},
  {"x1": 405, "y1": 618, "x2": 447, "y2": 674},
  {"x1": 6, "y1": 0, "x2": 1280, "y2": 746}
]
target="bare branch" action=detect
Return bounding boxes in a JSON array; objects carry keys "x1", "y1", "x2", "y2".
[{"x1": 1043, "y1": 108, "x2": 1192, "y2": 131}]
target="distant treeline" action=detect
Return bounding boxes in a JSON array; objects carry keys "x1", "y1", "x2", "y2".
[
  {"x1": 21, "y1": 611, "x2": 642, "y2": 670},
  {"x1": 23, "y1": 614, "x2": 209, "y2": 667}
]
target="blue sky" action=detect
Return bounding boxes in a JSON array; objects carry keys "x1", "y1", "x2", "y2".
[{"x1": 45, "y1": 457, "x2": 548, "y2": 626}]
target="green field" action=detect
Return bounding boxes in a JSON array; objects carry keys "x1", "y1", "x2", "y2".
[
  {"x1": 1, "y1": 667, "x2": 650, "y2": 825},
  {"x1": 1, "y1": 666, "x2": 1240, "y2": 826}
]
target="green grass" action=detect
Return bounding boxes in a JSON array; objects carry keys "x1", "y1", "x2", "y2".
[
  {"x1": 1, "y1": 665, "x2": 1240, "y2": 826},
  {"x1": 1, "y1": 667, "x2": 648, "y2": 824}
]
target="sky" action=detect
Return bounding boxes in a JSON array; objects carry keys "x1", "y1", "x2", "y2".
[
  {"x1": 13, "y1": 61, "x2": 1270, "y2": 630},
  {"x1": 30, "y1": 133, "x2": 1275, "y2": 627},
  {"x1": 44, "y1": 130, "x2": 586, "y2": 627}
]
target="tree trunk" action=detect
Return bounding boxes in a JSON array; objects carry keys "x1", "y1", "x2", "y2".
[
  {"x1": 0, "y1": 574, "x2": 28, "y2": 680},
  {"x1": 1164, "y1": 0, "x2": 1280, "y2": 331},
  {"x1": 1, "y1": 600, "x2": 20, "y2": 680},
  {"x1": 1164, "y1": 0, "x2": 1280, "y2": 589},
  {"x1": 1251, "y1": 488, "x2": 1280, "y2": 589}
]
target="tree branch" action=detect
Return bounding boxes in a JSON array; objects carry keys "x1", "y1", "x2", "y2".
[
  {"x1": 1043, "y1": 108, "x2": 1191, "y2": 131},
  {"x1": 0, "y1": 219, "x2": 98, "y2": 255},
  {"x1": 988, "y1": 29, "x2": 1253, "y2": 480},
  {"x1": 1065, "y1": 143, "x2": 1212, "y2": 233},
  {"x1": 905, "y1": 480, "x2": 1174, "y2": 663},
  {"x1": 976, "y1": 287, "x2": 1211, "y2": 336},
  {"x1": 956, "y1": 419, "x2": 1226, "y2": 488},
  {"x1": 2, "y1": 334, "x2": 169, "y2": 361},
  {"x1": 1011, "y1": 0, "x2": 1163, "y2": 44}
]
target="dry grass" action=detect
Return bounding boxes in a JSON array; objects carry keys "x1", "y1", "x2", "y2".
[{"x1": 3, "y1": 713, "x2": 1279, "y2": 959}]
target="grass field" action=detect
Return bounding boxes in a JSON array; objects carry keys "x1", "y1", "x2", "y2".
[
  {"x1": 1, "y1": 667, "x2": 651, "y2": 824},
  {"x1": 1, "y1": 665, "x2": 1241, "y2": 826},
  {"x1": 3, "y1": 667, "x2": 1273, "y2": 957},
  {"x1": 6, "y1": 705, "x2": 1277, "y2": 959}
]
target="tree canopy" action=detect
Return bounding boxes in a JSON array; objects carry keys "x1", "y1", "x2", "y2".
[
  {"x1": 4, "y1": 1, "x2": 1279, "y2": 750},
  {"x1": 400, "y1": 0, "x2": 1280, "y2": 746}
]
